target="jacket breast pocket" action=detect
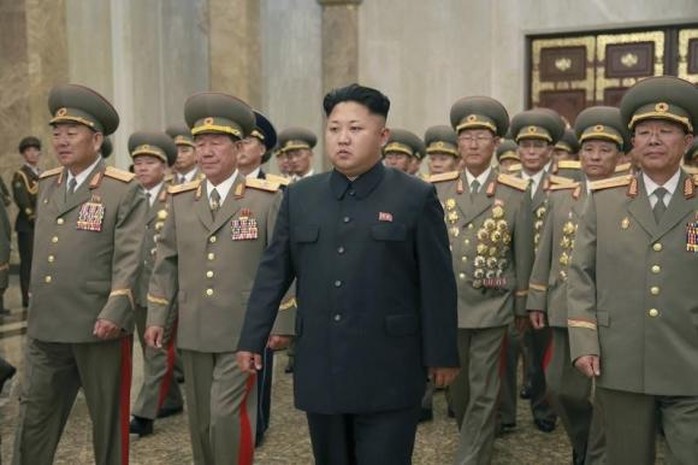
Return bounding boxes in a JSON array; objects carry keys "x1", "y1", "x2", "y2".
[
  {"x1": 371, "y1": 223, "x2": 407, "y2": 241},
  {"x1": 385, "y1": 314, "x2": 418, "y2": 336},
  {"x1": 293, "y1": 225, "x2": 319, "y2": 243}
]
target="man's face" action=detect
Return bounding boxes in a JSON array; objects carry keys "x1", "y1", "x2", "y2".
[
  {"x1": 276, "y1": 152, "x2": 291, "y2": 175},
  {"x1": 518, "y1": 139, "x2": 553, "y2": 174},
  {"x1": 457, "y1": 129, "x2": 497, "y2": 175},
  {"x1": 194, "y1": 133, "x2": 239, "y2": 185},
  {"x1": 553, "y1": 148, "x2": 575, "y2": 161},
  {"x1": 51, "y1": 123, "x2": 101, "y2": 173},
  {"x1": 427, "y1": 152, "x2": 458, "y2": 175},
  {"x1": 326, "y1": 101, "x2": 389, "y2": 178},
  {"x1": 237, "y1": 137, "x2": 265, "y2": 172},
  {"x1": 287, "y1": 148, "x2": 313, "y2": 176},
  {"x1": 498, "y1": 158, "x2": 519, "y2": 172},
  {"x1": 383, "y1": 152, "x2": 412, "y2": 172},
  {"x1": 408, "y1": 156, "x2": 422, "y2": 175},
  {"x1": 632, "y1": 120, "x2": 693, "y2": 178},
  {"x1": 174, "y1": 144, "x2": 197, "y2": 173},
  {"x1": 579, "y1": 140, "x2": 621, "y2": 181},
  {"x1": 22, "y1": 147, "x2": 41, "y2": 166},
  {"x1": 133, "y1": 155, "x2": 167, "y2": 189}
]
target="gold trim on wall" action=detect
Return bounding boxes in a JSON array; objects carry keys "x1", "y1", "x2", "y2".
[
  {"x1": 595, "y1": 31, "x2": 665, "y2": 101},
  {"x1": 678, "y1": 28, "x2": 698, "y2": 83},
  {"x1": 531, "y1": 36, "x2": 595, "y2": 107}
]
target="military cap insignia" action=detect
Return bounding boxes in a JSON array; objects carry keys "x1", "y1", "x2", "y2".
[
  {"x1": 56, "y1": 107, "x2": 68, "y2": 117},
  {"x1": 231, "y1": 208, "x2": 258, "y2": 241},
  {"x1": 204, "y1": 117, "x2": 214, "y2": 125},
  {"x1": 655, "y1": 102, "x2": 669, "y2": 113},
  {"x1": 76, "y1": 194, "x2": 105, "y2": 232}
]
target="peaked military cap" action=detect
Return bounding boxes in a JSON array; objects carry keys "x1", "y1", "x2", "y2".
[
  {"x1": 449, "y1": 96, "x2": 509, "y2": 137},
  {"x1": 18, "y1": 136, "x2": 41, "y2": 153},
  {"x1": 424, "y1": 125, "x2": 458, "y2": 157},
  {"x1": 574, "y1": 106, "x2": 629, "y2": 151},
  {"x1": 496, "y1": 139, "x2": 520, "y2": 162},
  {"x1": 166, "y1": 124, "x2": 195, "y2": 147},
  {"x1": 620, "y1": 76, "x2": 698, "y2": 133},
  {"x1": 251, "y1": 111, "x2": 277, "y2": 164},
  {"x1": 128, "y1": 131, "x2": 177, "y2": 167},
  {"x1": 510, "y1": 108, "x2": 565, "y2": 144},
  {"x1": 101, "y1": 137, "x2": 113, "y2": 158},
  {"x1": 555, "y1": 128, "x2": 580, "y2": 153},
  {"x1": 48, "y1": 84, "x2": 119, "y2": 135},
  {"x1": 277, "y1": 127, "x2": 317, "y2": 152},
  {"x1": 184, "y1": 92, "x2": 255, "y2": 140},
  {"x1": 383, "y1": 128, "x2": 426, "y2": 160}
]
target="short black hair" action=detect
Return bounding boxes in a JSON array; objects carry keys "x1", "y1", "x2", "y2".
[
  {"x1": 18, "y1": 136, "x2": 41, "y2": 153},
  {"x1": 323, "y1": 83, "x2": 390, "y2": 118}
]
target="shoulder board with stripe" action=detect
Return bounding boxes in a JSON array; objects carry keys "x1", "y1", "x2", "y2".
[
  {"x1": 264, "y1": 173, "x2": 291, "y2": 186},
  {"x1": 557, "y1": 160, "x2": 581, "y2": 170},
  {"x1": 682, "y1": 165, "x2": 698, "y2": 175},
  {"x1": 168, "y1": 180, "x2": 200, "y2": 194},
  {"x1": 104, "y1": 166, "x2": 136, "y2": 183},
  {"x1": 506, "y1": 163, "x2": 522, "y2": 172},
  {"x1": 549, "y1": 182, "x2": 579, "y2": 191},
  {"x1": 246, "y1": 177, "x2": 280, "y2": 192},
  {"x1": 428, "y1": 171, "x2": 459, "y2": 183},
  {"x1": 549, "y1": 174, "x2": 576, "y2": 185},
  {"x1": 589, "y1": 174, "x2": 632, "y2": 192},
  {"x1": 39, "y1": 167, "x2": 63, "y2": 179},
  {"x1": 614, "y1": 162, "x2": 631, "y2": 173},
  {"x1": 496, "y1": 173, "x2": 529, "y2": 191}
]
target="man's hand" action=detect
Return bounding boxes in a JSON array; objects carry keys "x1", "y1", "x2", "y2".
[
  {"x1": 93, "y1": 319, "x2": 121, "y2": 340},
  {"x1": 267, "y1": 335, "x2": 292, "y2": 350},
  {"x1": 236, "y1": 351, "x2": 263, "y2": 374},
  {"x1": 515, "y1": 315, "x2": 530, "y2": 333},
  {"x1": 529, "y1": 311, "x2": 547, "y2": 330},
  {"x1": 144, "y1": 325, "x2": 164, "y2": 349},
  {"x1": 429, "y1": 367, "x2": 459, "y2": 388},
  {"x1": 574, "y1": 355, "x2": 601, "y2": 378}
]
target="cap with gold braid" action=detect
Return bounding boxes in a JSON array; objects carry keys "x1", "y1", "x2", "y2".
[
  {"x1": 166, "y1": 124, "x2": 195, "y2": 147},
  {"x1": 277, "y1": 127, "x2": 317, "y2": 152},
  {"x1": 620, "y1": 76, "x2": 698, "y2": 134},
  {"x1": 101, "y1": 137, "x2": 113, "y2": 159},
  {"x1": 128, "y1": 131, "x2": 178, "y2": 167},
  {"x1": 496, "y1": 139, "x2": 520, "y2": 163},
  {"x1": 555, "y1": 129, "x2": 580, "y2": 154},
  {"x1": 510, "y1": 108, "x2": 565, "y2": 144},
  {"x1": 48, "y1": 84, "x2": 119, "y2": 136},
  {"x1": 251, "y1": 111, "x2": 277, "y2": 164},
  {"x1": 574, "y1": 106, "x2": 629, "y2": 151},
  {"x1": 184, "y1": 92, "x2": 255, "y2": 139},
  {"x1": 424, "y1": 125, "x2": 458, "y2": 158},
  {"x1": 449, "y1": 96, "x2": 509, "y2": 137},
  {"x1": 383, "y1": 128, "x2": 426, "y2": 160}
]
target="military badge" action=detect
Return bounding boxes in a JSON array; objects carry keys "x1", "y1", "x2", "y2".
[
  {"x1": 558, "y1": 217, "x2": 578, "y2": 280},
  {"x1": 231, "y1": 208, "x2": 258, "y2": 241},
  {"x1": 621, "y1": 217, "x2": 630, "y2": 230},
  {"x1": 473, "y1": 204, "x2": 511, "y2": 289},
  {"x1": 686, "y1": 221, "x2": 698, "y2": 252},
  {"x1": 444, "y1": 198, "x2": 460, "y2": 238},
  {"x1": 76, "y1": 195, "x2": 105, "y2": 232}
]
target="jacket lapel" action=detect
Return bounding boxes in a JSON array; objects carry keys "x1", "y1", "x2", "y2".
[
  {"x1": 458, "y1": 171, "x2": 496, "y2": 225},
  {"x1": 210, "y1": 176, "x2": 244, "y2": 234},
  {"x1": 195, "y1": 182, "x2": 214, "y2": 231},
  {"x1": 627, "y1": 176, "x2": 657, "y2": 238},
  {"x1": 58, "y1": 163, "x2": 103, "y2": 216},
  {"x1": 654, "y1": 171, "x2": 694, "y2": 240}
]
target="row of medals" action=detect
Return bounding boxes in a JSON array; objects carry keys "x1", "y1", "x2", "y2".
[
  {"x1": 558, "y1": 216, "x2": 577, "y2": 281},
  {"x1": 445, "y1": 199, "x2": 511, "y2": 289}
]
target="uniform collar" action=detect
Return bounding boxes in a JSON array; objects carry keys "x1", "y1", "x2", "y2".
[{"x1": 330, "y1": 162, "x2": 385, "y2": 200}]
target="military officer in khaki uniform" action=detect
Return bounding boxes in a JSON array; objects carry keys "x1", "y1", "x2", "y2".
[
  {"x1": 527, "y1": 106, "x2": 629, "y2": 465},
  {"x1": 128, "y1": 131, "x2": 184, "y2": 437},
  {"x1": 425, "y1": 125, "x2": 460, "y2": 176},
  {"x1": 553, "y1": 128, "x2": 581, "y2": 161},
  {"x1": 12, "y1": 84, "x2": 146, "y2": 465},
  {"x1": 145, "y1": 92, "x2": 294, "y2": 465},
  {"x1": 568, "y1": 76, "x2": 698, "y2": 465},
  {"x1": 383, "y1": 128, "x2": 425, "y2": 173},
  {"x1": 167, "y1": 124, "x2": 205, "y2": 184},
  {"x1": 684, "y1": 139, "x2": 698, "y2": 169},
  {"x1": 431, "y1": 96, "x2": 534, "y2": 465},
  {"x1": 278, "y1": 127, "x2": 317, "y2": 180},
  {"x1": 495, "y1": 139, "x2": 520, "y2": 173}
]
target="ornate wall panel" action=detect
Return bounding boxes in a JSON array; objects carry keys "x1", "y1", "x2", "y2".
[{"x1": 678, "y1": 28, "x2": 698, "y2": 84}]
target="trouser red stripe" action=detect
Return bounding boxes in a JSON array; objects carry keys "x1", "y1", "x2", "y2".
[
  {"x1": 237, "y1": 374, "x2": 256, "y2": 465},
  {"x1": 157, "y1": 320, "x2": 178, "y2": 409},
  {"x1": 120, "y1": 337, "x2": 133, "y2": 465},
  {"x1": 542, "y1": 333, "x2": 554, "y2": 374}
]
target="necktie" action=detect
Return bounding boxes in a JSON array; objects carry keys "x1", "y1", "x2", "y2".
[
  {"x1": 470, "y1": 179, "x2": 480, "y2": 199},
  {"x1": 145, "y1": 191, "x2": 152, "y2": 208},
  {"x1": 210, "y1": 188, "x2": 221, "y2": 219},
  {"x1": 179, "y1": 175, "x2": 186, "y2": 185},
  {"x1": 653, "y1": 187, "x2": 667, "y2": 224},
  {"x1": 66, "y1": 178, "x2": 77, "y2": 201}
]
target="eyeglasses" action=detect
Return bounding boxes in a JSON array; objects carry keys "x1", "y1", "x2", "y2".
[{"x1": 458, "y1": 135, "x2": 494, "y2": 145}]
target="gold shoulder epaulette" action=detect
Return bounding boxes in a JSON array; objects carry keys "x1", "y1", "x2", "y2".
[
  {"x1": 557, "y1": 160, "x2": 581, "y2": 170},
  {"x1": 265, "y1": 173, "x2": 291, "y2": 186},
  {"x1": 549, "y1": 174, "x2": 576, "y2": 185},
  {"x1": 496, "y1": 173, "x2": 529, "y2": 191},
  {"x1": 164, "y1": 173, "x2": 174, "y2": 183},
  {"x1": 683, "y1": 165, "x2": 698, "y2": 175},
  {"x1": 39, "y1": 167, "x2": 63, "y2": 179},
  {"x1": 549, "y1": 182, "x2": 579, "y2": 191},
  {"x1": 104, "y1": 166, "x2": 136, "y2": 183},
  {"x1": 506, "y1": 163, "x2": 522, "y2": 172},
  {"x1": 428, "y1": 171, "x2": 459, "y2": 183},
  {"x1": 614, "y1": 162, "x2": 631, "y2": 173},
  {"x1": 246, "y1": 177, "x2": 280, "y2": 192},
  {"x1": 589, "y1": 174, "x2": 632, "y2": 191},
  {"x1": 168, "y1": 180, "x2": 200, "y2": 194}
]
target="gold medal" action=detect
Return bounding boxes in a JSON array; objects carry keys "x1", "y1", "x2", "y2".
[
  {"x1": 492, "y1": 205, "x2": 504, "y2": 219},
  {"x1": 621, "y1": 217, "x2": 630, "y2": 230},
  {"x1": 446, "y1": 198, "x2": 456, "y2": 209}
]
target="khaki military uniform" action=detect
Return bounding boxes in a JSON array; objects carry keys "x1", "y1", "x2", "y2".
[
  {"x1": 147, "y1": 175, "x2": 294, "y2": 465},
  {"x1": 13, "y1": 161, "x2": 145, "y2": 465},
  {"x1": 432, "y1": 169, "x2": 533, "y2": 465},
  {"x1": 12, "y1": 164, "x2": 39, "y2": 307}
]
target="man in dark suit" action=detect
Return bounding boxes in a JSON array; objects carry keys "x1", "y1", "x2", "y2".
[
  {"x1": 12, "y1": 136, "x2": 42, "y2": 309},
  {"x1": 236, "y1": 83, "x2": 459, "y2": 465}
]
